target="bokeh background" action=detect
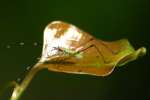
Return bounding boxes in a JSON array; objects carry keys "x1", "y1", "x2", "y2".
[{"x1": 0, "y1": 0, "x2": 149, "y2": 100}]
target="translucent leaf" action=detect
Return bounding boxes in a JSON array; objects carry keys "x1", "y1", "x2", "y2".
[{"x1": 39, "y1": 21, "x2": 146, "y2": 76}]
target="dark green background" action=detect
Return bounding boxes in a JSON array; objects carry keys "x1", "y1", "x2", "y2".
[{"x1": 0, "y1": 0, "x2": 149, "y2": 100}]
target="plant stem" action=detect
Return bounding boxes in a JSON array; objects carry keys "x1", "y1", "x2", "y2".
[{"x1": 10, "y1": 62, "x2": 44, "y2": 100}]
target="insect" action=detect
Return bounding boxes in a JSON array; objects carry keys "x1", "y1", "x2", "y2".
[{"x1": 38, "y1": 21, "x2": 146, "y2": 76}]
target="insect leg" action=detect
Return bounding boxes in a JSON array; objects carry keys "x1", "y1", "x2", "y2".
[
  {"x1": 77, "y1": 38, "x2": 117, "y2": 55},
  {"x1": 99, "y1": 41, "x2": 118, "y2": 55},
  {"x1": 76, "y1": 44, "x2": 109, "y2": 64}
]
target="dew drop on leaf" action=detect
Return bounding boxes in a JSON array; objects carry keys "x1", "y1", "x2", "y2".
[
  {"x1": 6, "y1": 45, "x2": 11, "y2": 49},
  {"x1": 19, "y1": 42, "x2": 25, "y2": 46},
  {"x1": 26, "y1": 66, "x2": 31, "y2": 70},
  {"x1": 17, "y1": 78, "x2": 21, "y2": 82},
  {"x1": 33, "y1": 42, "x2": 38, "y2": 46}
]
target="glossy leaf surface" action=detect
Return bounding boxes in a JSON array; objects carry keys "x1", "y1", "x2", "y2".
[{"x1": 39, "y1": 21, "x2": 146, "y2": 76}]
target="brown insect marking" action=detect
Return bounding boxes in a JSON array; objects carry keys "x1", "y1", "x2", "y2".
[{"x1": 48, "y1": 22, "x2": 70, "y2": 38}]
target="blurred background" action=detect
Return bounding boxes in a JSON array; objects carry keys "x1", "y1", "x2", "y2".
[{"x1": 0, "y1": 0, "x2": 149, "y2": 100}]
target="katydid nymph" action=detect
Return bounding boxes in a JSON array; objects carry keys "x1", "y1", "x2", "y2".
[{"x1": 9, "y1": 21, "x2": 146, "y2": 100}]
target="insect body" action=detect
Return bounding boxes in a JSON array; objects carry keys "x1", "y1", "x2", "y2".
[{"x1": 55, "y1": 47, "x2": 83, "y2": 59}]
